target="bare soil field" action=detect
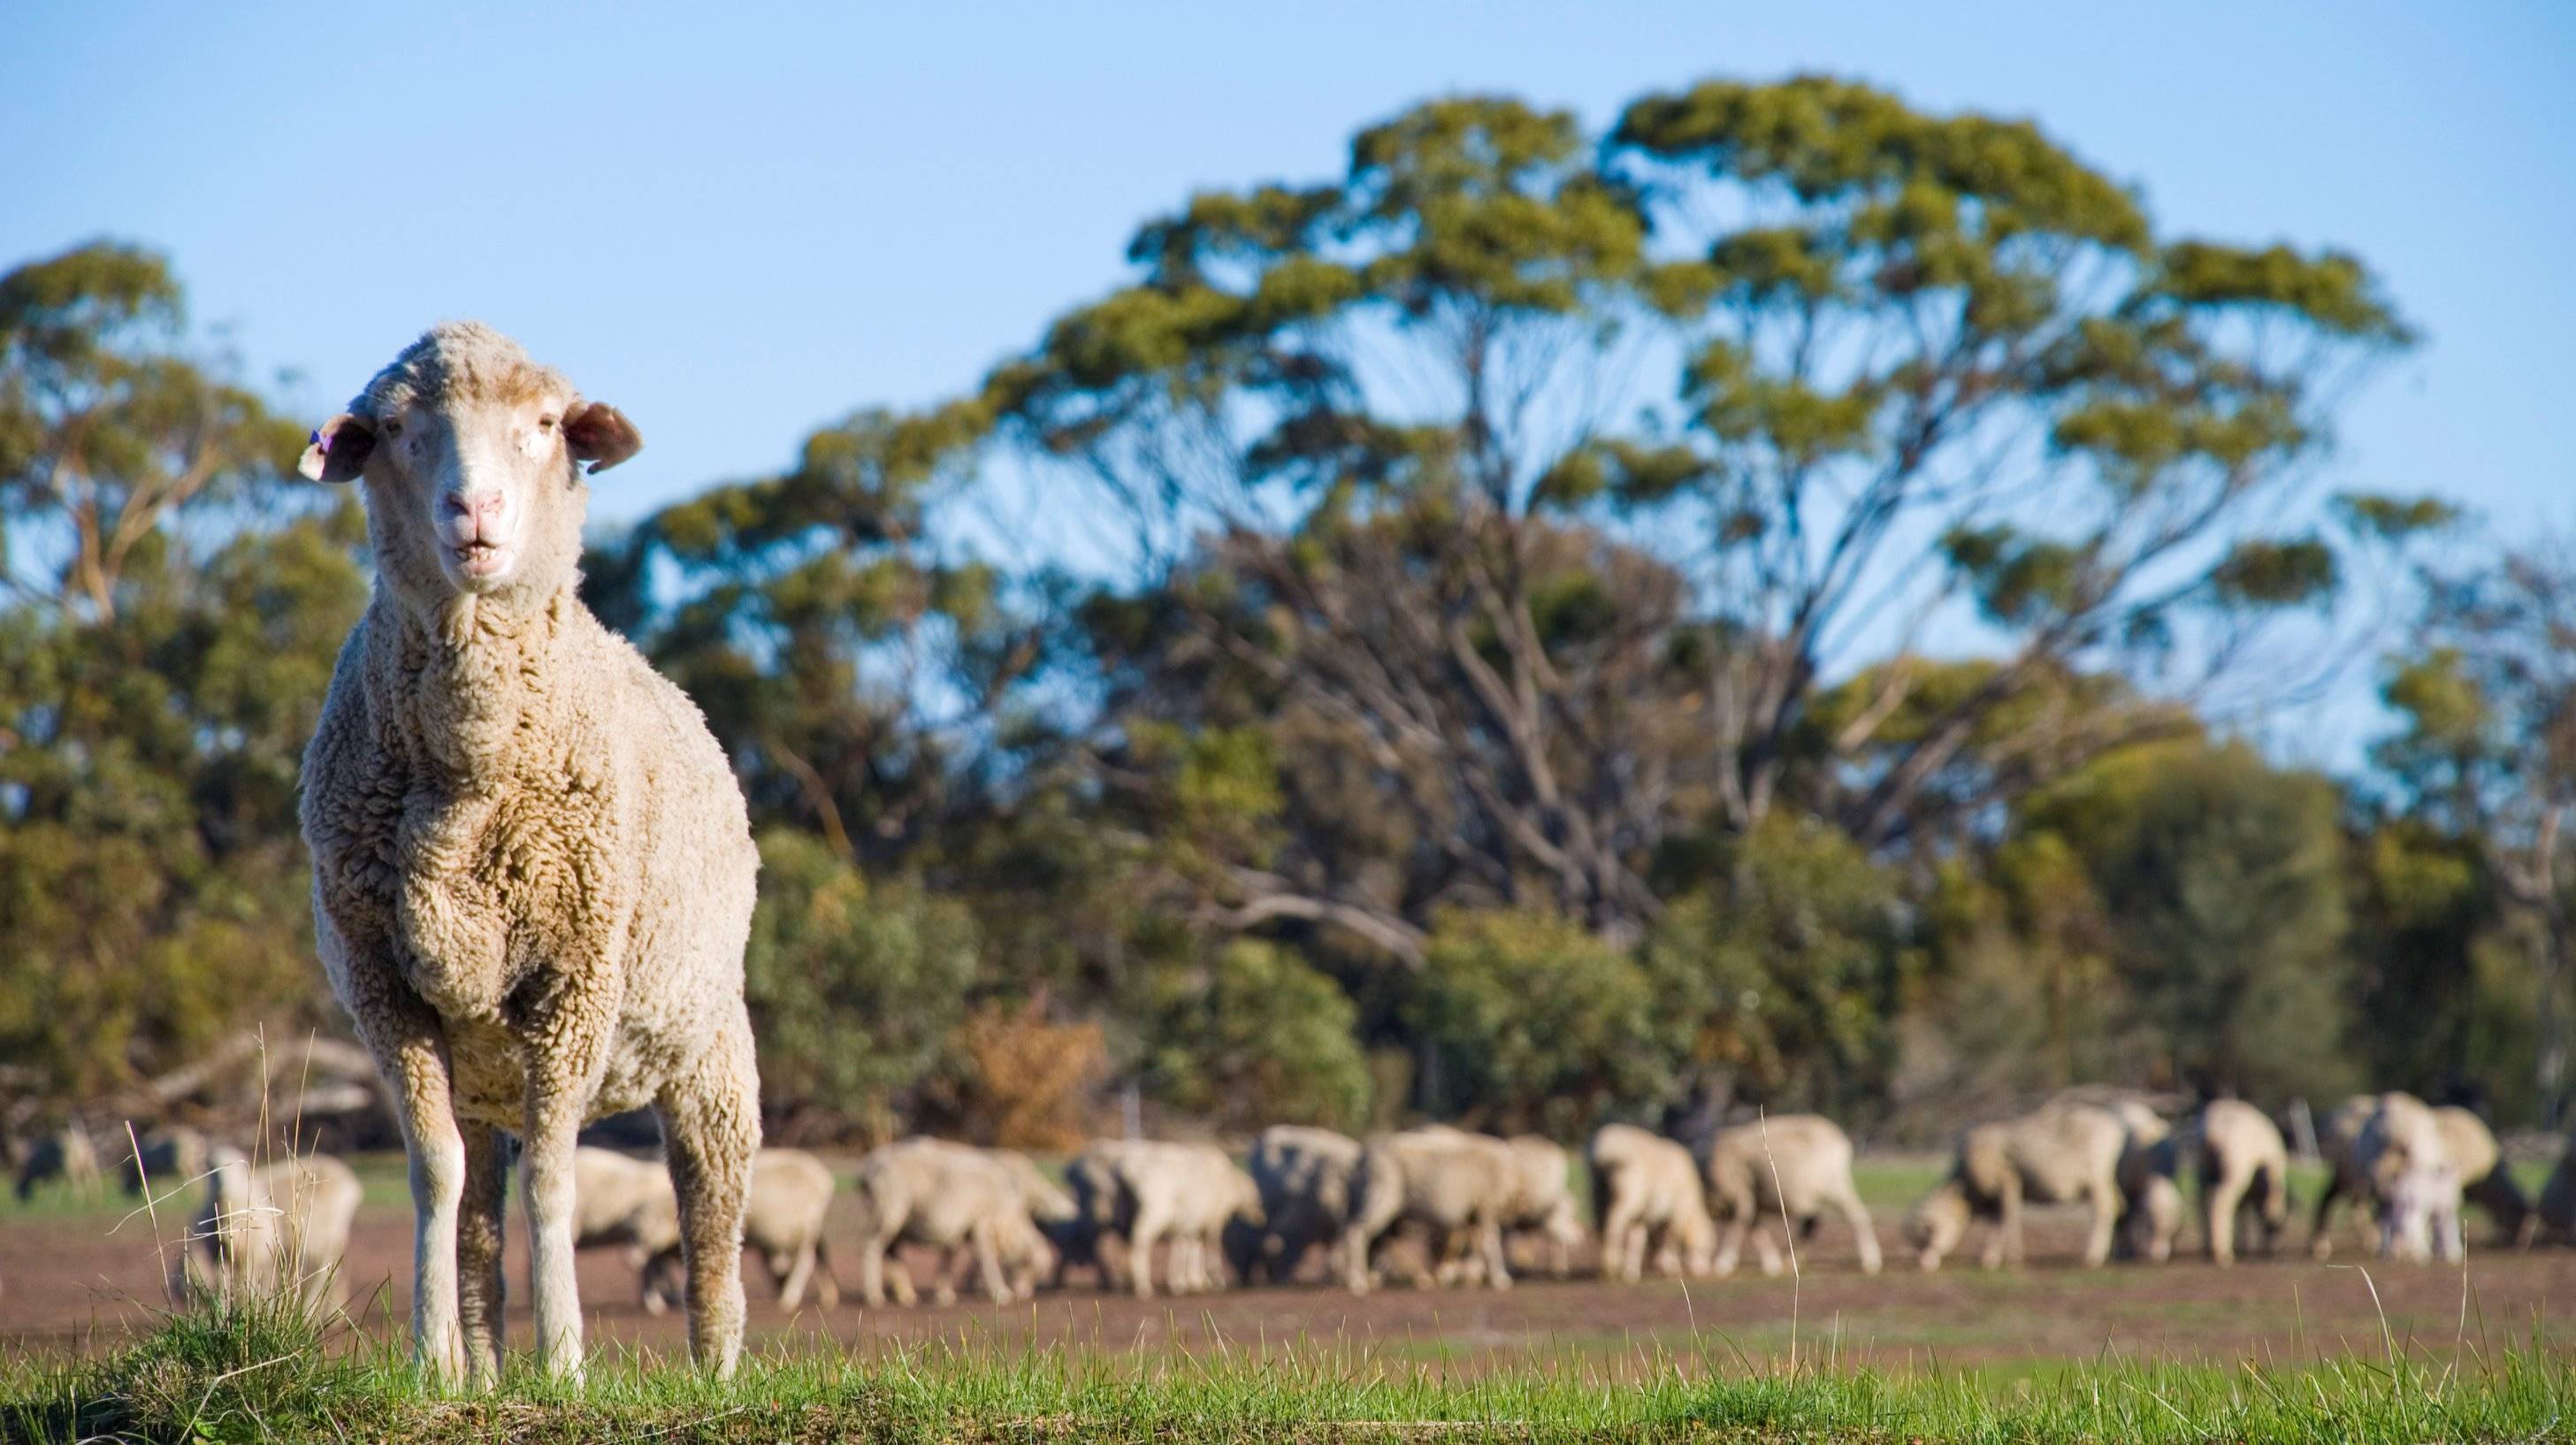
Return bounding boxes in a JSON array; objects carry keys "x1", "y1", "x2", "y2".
[{"x1": 4, "y1": 1160, "x2": 2560, "y2": 1374}]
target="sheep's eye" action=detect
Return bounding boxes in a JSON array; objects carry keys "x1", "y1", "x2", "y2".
[
  {"x1": 537, "y1": 415, "x2": 557, "y2": 432},
  {"x1": 383, "y1": 419, "x2": 403, "y2": 438}
]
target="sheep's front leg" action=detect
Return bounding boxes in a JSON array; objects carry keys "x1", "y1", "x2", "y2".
[
  {"x1": 1836, "y1": 1189, "x2": 1883, "y2": 1275},
  {"x1": 2206, "y1": 1166, "x2": 2246, "y2": 1267},
  {"x1": 521, "y1": 990, "x2": 621, "y2": 1384},
  {"x1": 657, "y1": 1013, "x2": 761, "y2": 1377},
  {"x1": 775, "y1": 1244, "x2": 814, "y2": 1311},
  {"x1": 2080, "y1": 1183, "x2": 2118, "y2": 1268},
  {"x1": 1127, "y1": 1204, "x2": 1168, "y2": 1299},
  {"x1": 371, "y1": 1011, "x2": 470, "y2": 1386},
  {"x1": 1341, "y1": 1222, "x2": 1378, "y2": 1296},
  {"x1": 457, "y1": 1120, "x2": 508, "y2": 1386},
  {"x1": 1477, "y1": 1216, "x2": 1513, "y2": 1290},
  {"x1": 970, "y1": 1221, "x2": 1012, "y2": 1304},
  {"x1": 859, "y1": 1234, "x2": 891, "y2": 1307}
]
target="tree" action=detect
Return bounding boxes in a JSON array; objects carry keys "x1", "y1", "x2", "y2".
[
  {"x1": 1641, "y1": 813, "x2": 1914, "y2": 1124},
  {"x1": 0, "y1": 241, "x2": 308, "y2": 620},
  {"x1": 1138, "y1": 940, "x2": 1372, "y2": 1131},
  {"x1": 952, "y1": 77, "x2": 2427, "y2": 962},
  {"x1": 1408, "y1": 906, "x2": 1670, "y2": 1135},
  {"x1": 2377, "y1": 539, "x2": 2576, "y2": 1120},
  {"x1": 586, "y1": 401, "x2": 1051, "y2": 869},
  {"x1": 0, "y1": 243, "x2": 360, "y2": 1118},
  {"x1": 2025, "y1": 740, "x2": 2355, "y2": 1101},
  {"x1": 741, "y1": 830, "x2": 980, "y2": 1143}
]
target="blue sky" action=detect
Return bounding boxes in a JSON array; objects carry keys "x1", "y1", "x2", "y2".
[{"x1": 5, "y1": 1, "x2": 2572, "y2": 760}]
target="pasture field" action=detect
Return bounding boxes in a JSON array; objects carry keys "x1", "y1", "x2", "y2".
[{"x1": 4, "y1": 1155, "x2": 2572, "y2": 1441}]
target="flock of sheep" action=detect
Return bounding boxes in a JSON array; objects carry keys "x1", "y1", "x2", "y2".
[{"x1": 32, "y1": 1085, "x2": 2569, "y2": 1332}]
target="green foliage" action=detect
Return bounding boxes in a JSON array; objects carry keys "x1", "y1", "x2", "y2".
[
  {"x1": 1141, "y1": 941, "x2": 1372, "y2": 1131},
  {"x1": 1644, "y1": 814, "x2": 1911, "y2": 1118},
  {"x1": 1409, "y1": 907, "x2": 1668, "y2": 1135},
  {"x1": 0, "y1": 312, "x2": 360, "y2": 1109},
  {"x1": 2026, "y1": 741, "x2": 2358, "y2": 1100},
  {"x1": 1, "y1": 241, "x2": 310, "y2": 618},
  {"x1": 742, "y1": 831, "x2": 979, "y2": 1140}
]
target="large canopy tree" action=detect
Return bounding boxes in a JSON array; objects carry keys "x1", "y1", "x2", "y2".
[{"x1": 944, "y1": 77, "x2": 2428, "y2": 960}]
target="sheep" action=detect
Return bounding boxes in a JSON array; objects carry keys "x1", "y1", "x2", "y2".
[
  {"x1": 2353, "y1": 1093, "x2": 2456, "y2": 1261},
  {"x1": 1905, "y1": 1102, "x2": 2127, "y2": 1271},
  {"x1": 1587, "y1": 1124, "x2": 1716, "y2": 1282},
  {"x1": 298, "y1": 324, "x2": 762, "y2": 1383},
  {"x1": 986, "y1": 1148, "x2": 1079, "y2": 1227},
  {"x1": 2192, "y1": 1099, "x2": 2291, "y2": 1266},
  {"x1": 1066, "y1": 1140, "x2": 1264, "y2": 1298},
  {"x1": 1497, "y1": 1135, "x2": 1585, "y2": 1281},
  {"x1": 175, "y1": 1149, "x2": 363, "y2": 1319},
  {"x1": 850, "y1": 1138, "x2": 1051, "y2": 1306},
  {"x1": 646, "y1": 1149, "x2": 840, "y2": 1311},
  {"x1": 2308, "y1": 1092, "x2": 2398, "y2": 1259},
  {"x1": 2114, "y1": 1110, "x2": 2184, "y2": 1263},
  {"x1": 119, "y1": 1126, "x2": 212, "y2": 1199},
  {"x1": 1340, "y1": 1128, "x2": 1519, "y2": 1294},
  {"x1": 1241, "y1": 1125, "x2": 1364, "y2": 1285},
  {"x1": 14, "y1": 1123, "x2": 103, "y2": 1202},
  {"x1": 1696, "y1": 1114, "x2": 1881, "y2": 1277},
  {"x1": 571, "y1": 1147, "x2": 685, "y2": 1313},
  {"x1": 2432, "y1": 1106, "x2": 2532, "y2": 1248},
  {"x1": 2380, "y1": 1158, "x2": 2465, "y2": 1262}
]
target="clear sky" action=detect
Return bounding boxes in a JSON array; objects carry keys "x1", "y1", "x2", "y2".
[{"x1": 4, "y1": 4, "x2": 2571, "y2": 636}]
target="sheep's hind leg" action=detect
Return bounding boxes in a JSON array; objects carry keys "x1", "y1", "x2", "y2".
[
  {"x1": 657, "y1": 1015, "x2": 761, "y2": 1378},
  {"x1": 457, "y1": 1120, "x2": 508, "y2": 1387}
]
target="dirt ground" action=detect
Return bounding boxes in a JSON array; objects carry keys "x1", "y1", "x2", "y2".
[{"x1": 4, "y1": 1174, "x2": 2562, "y2": 1374}]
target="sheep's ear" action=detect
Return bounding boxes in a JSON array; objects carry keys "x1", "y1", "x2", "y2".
[
  {"x1": 298, "y1": 413, "x2": 375, "y2": 484},
  {"x1": 563, "y1": 401, "x2": 641, "y2": 474}
]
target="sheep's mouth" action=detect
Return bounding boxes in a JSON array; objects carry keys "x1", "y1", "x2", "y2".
[{"x1": 446, "y1": 539, "x2": 514, "y2": 580}]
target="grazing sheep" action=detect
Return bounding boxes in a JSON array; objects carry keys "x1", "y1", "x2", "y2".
[
  {"x1": 1341, "y1": 1128, "x2": 1519, "y2": 1295},
  {"x1": 1905, "y1": 1103, "x2": 2127, "y2": 1271},
  {"x1": 850, "y1": 1138, "x2": 1051, "y2": 1306},
  {"x1": 646, "y1": 1149, "x2": 840, "y2": 1311},
  {"x1": 176, "y1": 1150, "x2": 363, "y2": 1319},
  {"x1": 1241, "y1": 1125, "x2": 1364, "y2": 1286},
  {"x1": 299, "y1": 324, "x2": 761, "y2": 1382},
  {"x1": 2114, "y1": 1111, "x2": 2184, "y2": 1264},
  {"x1": 1496, "y1": 1135, "x2": 1585, "y2": 1280},
  {"x1": 14, "y1": 1124, "x2": 102, "y2": 1202},
  {"x1": 1697, "y1": 1114, "x2": 1881, "y2": 1277},
  {"x1": 1067, "y1": 1140, "x2": 1263, "y2": 1298},
  {"x1": 2431, "y1": 1106, "x2": 2532, "y2": 1248},
  {"x1": 2380, "y1": 1158, "x2": 2465, "y2": 1263},
  {"x1": 572, "y1": 1147, "x2": 684, "y2": 1313},
  {"x1": 986, "y1": 1149, "x2": 1078, "y2": 1227},
  {"x1": 2192, "y1": 1100, "x2": 2291, "y2": 1266},
  {"x1": 119, "y1": 1127, "x2": 212, "y2": 1200},
  {"x1": 2354, "y1": 1094, "x2": 2456, "y2": 1261},
  {"x1": 1587, "y1": 1124, "x2": 1716, "y2": 1282},
  {"x1": 2309, "y1": 1092, "x2": 2398, "y2": 1259}
]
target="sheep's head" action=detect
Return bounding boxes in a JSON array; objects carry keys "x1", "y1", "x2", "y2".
[{"x1": 302, "y1": 322, "x2": 638, "y2": 608}]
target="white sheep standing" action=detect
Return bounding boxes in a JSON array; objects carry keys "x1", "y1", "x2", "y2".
[
  {"x1": 175, "y1": 1147, "x2": 363, "y2": 1319},
  {"x1": 642, "y1": 1149, "x2": 843, "y2": 1312},
  {"x1": 298, "y1": 324, "x2": 762, "y2": 1383}
]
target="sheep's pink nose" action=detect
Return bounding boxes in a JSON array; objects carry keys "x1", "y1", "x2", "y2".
[{"x1": 443, "y1": 490, "x2": 507, "y2": 537}]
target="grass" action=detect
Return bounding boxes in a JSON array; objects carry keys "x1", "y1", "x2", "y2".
[{"x1": 4, "y1": 1293, "x2": 2571, "y2": 1444}]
